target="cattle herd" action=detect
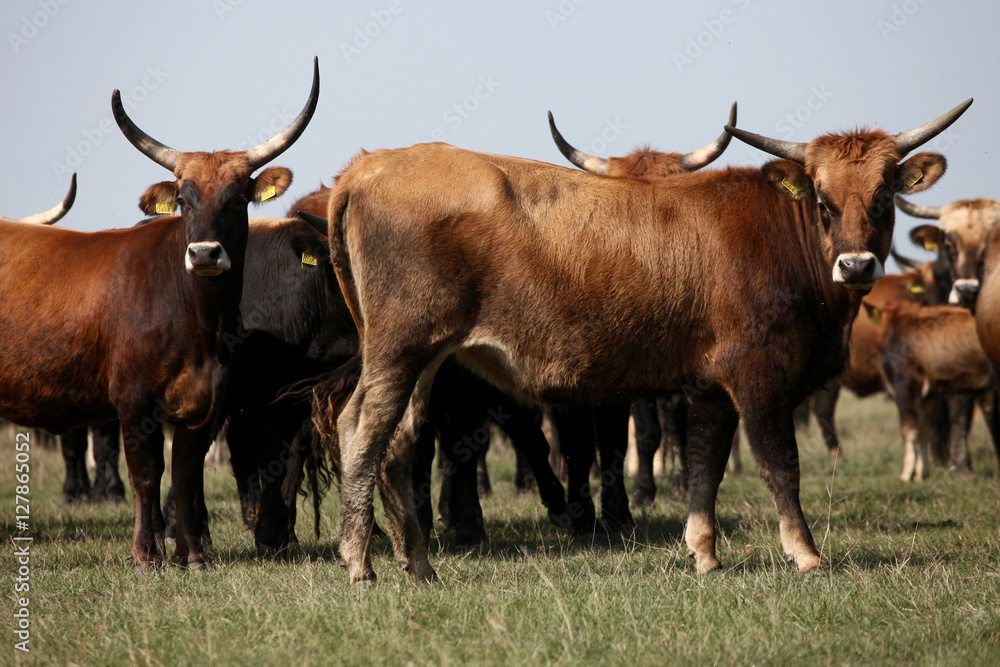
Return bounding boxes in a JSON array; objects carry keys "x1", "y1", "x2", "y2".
[{"x1": 4, "y1": 57, "x2": 998, "y2": 587}]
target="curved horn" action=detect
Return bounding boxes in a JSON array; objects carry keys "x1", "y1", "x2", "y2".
[
  {"x1": 297, "y1": 210, "x2": 329, "y2": 237},
  {"x1": 895, "y1": 195, "x2": 942, "y2": 219},
  {"x1": 112, "y1": 91, "x2": 180, "y2": 172},
  {"x1": 17, "y1": 174, "x2": 77, "y2": 225},
  {"x1": 725, "y1": 124, "x2": 807, "y2": 164},
  {"x1": 679, "y1": 102, "x2": 737, "y2": 171},
  {"x1": 547, "y1": 111, "x2": 608, "y2": 174},
  {"x1": 245, "y1": 57, "x2": 320, "y2": 170},
  {"x1": 889, "y1": 245, "x2": 923, "y2": 273},
  {"x1": 893, "y1": 98, "x2": 973, "y2": 157}
]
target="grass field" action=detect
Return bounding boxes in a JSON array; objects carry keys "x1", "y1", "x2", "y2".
[{"x1": 3, "y1": 393, "x2": 1000, "y2": 666}]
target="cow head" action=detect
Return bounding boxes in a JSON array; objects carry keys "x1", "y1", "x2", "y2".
[
  {"x1": 114, "y1": 58, "x2": 319, "y2": 277},
  {"x1": 726, "y1": 99, "x2": 971, "y2": 292},
  {"x1": 898, "y1": 196, "x2": 1000, "y2": 308},
  {"x1": 7, "y1": 174, "x2": 77, "y2": 225},
  {"x1": 547, "y1": 103, "x2": 736, "y2": 178}
]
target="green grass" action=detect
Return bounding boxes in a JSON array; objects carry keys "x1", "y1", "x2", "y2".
[{"x1": 3, "y1": 393, "x2": 1000, "y2": 665}]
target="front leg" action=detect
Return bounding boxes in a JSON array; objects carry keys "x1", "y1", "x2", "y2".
[
  {"x1": 119, "y1": 408, "x2": 167, "y2": 571},
  {"x1": 170, "y1": 426, "x2": 214, "y2": 569}
]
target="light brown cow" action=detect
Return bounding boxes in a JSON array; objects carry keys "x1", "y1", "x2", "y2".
[
  {"x1": 898, "y1": 196, "x2": 1000, "y2": 307},
  {"x1": 312, "y1": 100, "x2": 969, "y2": 585},
  {"x1": 870, "y1": 299, "x2": 997, "y2": 480},
  {"x1": 973, "y1": 220, "x2": 1000, "y2": 465},
  {"x1": 3, "y1": 174, "x2": 77, "y2": 225},
  {"x1": 547, "y1": 103, "x2": 735, "y2": 178}
]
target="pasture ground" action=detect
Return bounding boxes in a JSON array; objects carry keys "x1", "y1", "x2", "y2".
[{"x1": 3, "y1": 393, "x2": 1000, "y2": 666}]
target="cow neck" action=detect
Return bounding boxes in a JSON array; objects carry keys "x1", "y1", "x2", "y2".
[{"x1": 790, "y1": 197, "x2": 857, "y2": 330}]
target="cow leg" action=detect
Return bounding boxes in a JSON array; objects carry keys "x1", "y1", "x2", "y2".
[
  {"x1": 811, "y1": 384, "x2": 844, "y2": 462},
  {"x1": 554, "y1": 407, "x2": 600, "y2": 535},
  {"x1": 374, "y1": 364, "x2": 440, "y2": 582},
  {"x1": 631, "y1": 397, "x2": 661, "y2": 509},
  {"x1": 91, "y1": 421, "x2": 126, "y2": 503},
  {"x1": 170, "y1": 426, "x2": 214, "y2": 569},
  {"x1": 684, "y1": 400, "x2": 739, "y2": 573},
  {"x1": 436, "y1": 407, "x2": 487, "y2": 549},
  {"x1": 412, "y1": 419, "x2": 437, "y2": 545},
  {"x1": 660, "y1": 395, "x2": 689, "y2": 502},
  {"x1": 60, "y1": 426, "x2": 91, "y2": 504},
  {"x1": 986, "y1": 388, "x2": 1000, "y2": 468},
  {"x1": 498, "y1": 402, "x2": 570, "y2": 529},
  {"x1": 913, "y1": 397, "x2": 936, "y2": 481},
  {"x1": 593, "y1": 403, "x2": 634, "y2": 531},
  {"x1": 946, "y1": 393, "x2": 975, "y2": 473},
  {"x1": 740, "y1": 389, "x2": 825, "y2": 573},
  {"x1": 514, "y1": 450, "x2": 535, "y2": 494},
  {"x1": 337, "y1": 357, "x2": 437, "y2": 585},
  {"x1": 225, "y1": 416, "x2": 260, "y2": 532},
  {"x1": 477, "y1": 442, "x2": 492, "y2": 498},
  {"x1": 280, "y1": 420, "x2": 313, "y2": 546},
  {"x1": 120, "y1": 410, "x2": 167, "y2": 570}
]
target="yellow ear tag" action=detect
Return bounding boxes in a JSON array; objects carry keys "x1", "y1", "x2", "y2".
[
  {"x1": 869, "y1": 307, "x2": 881, "y2": 325},
  {"x1": 907, "y1": 170, "x2": 923, "y2": 188},
  {"x1": 781, "y1": 177, "x2": 798, "y2": 196},
  {"x1": 923, "y1": 240, "x2": 939, "y2": 252},
  {"x1": 260, "y1": 184, "x2": 277, "y2": 202},
  {"x1": 155, "y1": 201, "x2": 174, "y2": 214},
  {"x1": 301, "y1": 250, "x2": 318, "y2": 268},
  {"x1": 910, "y1": 285, "x2": 925, "y2": 295}
]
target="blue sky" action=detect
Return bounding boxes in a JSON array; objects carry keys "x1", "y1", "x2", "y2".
[{"x1": 2, "y1": 0, "x2": 996, "y2": 269}]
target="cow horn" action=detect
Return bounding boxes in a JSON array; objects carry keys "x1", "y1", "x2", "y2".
[
  {"x1": 246, "y1": 57, "x2": 320, "y2": 171},
  {"x1": 889, "y1": 245, "x2": 923, "y2": 273},
  {"x1": 893, "y1": 98, "x2": 972, "y2": 157},
  {"x1": 547, "y1": 111, "x2": 608, "y2": 174},
  {"x1": 895, "y1": 195, "x2": 942, "y2": 219},
  {"x1": 112, "y1": 90, "x2": 180, "y2": 173},
  {"x1": 725, "y1": 125, "x2": 807, "y2": 164},
  {"x1": 17, "y1": 174, "x2": 77, "y2": 225},
  {"x1": 297, "y1": 210, "x2": 329, "y2": 237},
  {"x1": 679, "y1": 102, "x2": 738, "y2": 171}
]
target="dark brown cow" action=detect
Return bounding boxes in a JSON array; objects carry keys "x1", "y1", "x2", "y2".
[
  {"x1": 547, "y1": 103, "x2": 735, "y2": 178},
  {"x1": 871, "y1": 299, "x2": 998, "y2": 480},
  {"x1": 312, "y1": 100, "x2": 969, "y2": 585},
  {"x1": 2, "y1": 174, "x2": 77, "y2": 225},
  {"x1": 899, "y1": 196, "x2": 1000, "y2": 308},
  {"x1": 0, "y1": 59, "x2": 318, "y2": 570}
]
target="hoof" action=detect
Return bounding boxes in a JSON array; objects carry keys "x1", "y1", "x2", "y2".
[
  {"x1": 351, "y1": 573, "x2": 378, "y2": 588},
  {"x1": 132, "y1": 560, "x2": 162, "y2": 574},
  {"x1": 549, "y1": 511, "x2": 574, "y2": 531},
  {"x1": 790, "y1": 553, "x2": 828, "y2": 573},
  {"x1": 411, "y1": 561, "x2": 437, "y2": 583},
  {"x1": 689, "y1": 549, "x2": 722, "y2": 574},
  {"x1": 187, "y1": 559, "x2": 214, "y2": 572}
]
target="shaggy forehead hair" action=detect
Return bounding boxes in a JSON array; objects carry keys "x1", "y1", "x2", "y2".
[
  {"x1": 175, "y1": 151, "x2": 252, "y2": 183},
  {"x1": 808, "y1": 129, "x2": 901, "y2": 169}
]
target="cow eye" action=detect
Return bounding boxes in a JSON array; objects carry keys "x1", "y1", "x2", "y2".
[{"x1": 177, "y1": 196, "x2": 189, "y2": 209}]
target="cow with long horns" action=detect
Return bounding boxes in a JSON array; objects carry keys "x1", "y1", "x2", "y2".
[
  {"x1": 312, "y1": 99, "x2": 970, "y2": 584},
  {"x1": 0, "y1": 59, "x2": 319, "y2": 570}
]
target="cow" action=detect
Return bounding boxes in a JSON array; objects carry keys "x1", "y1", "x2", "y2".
[
  {"x1": 311, "y1": 100, "x2": 970, "y2": 585},
  {"x1": 870, "y1": 299, "x2": 999, "y2": 480},
  {"x1": 974, "y1": 221, "x2": 1000, "y2": 465},
  {"x1": 898, "y1": 196, "x2": 1000, "y2": 308},
  {"x1": 0, "y1": 58, "x2": 318, "y2": 571}
]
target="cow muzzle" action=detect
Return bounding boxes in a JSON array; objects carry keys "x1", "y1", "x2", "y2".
[
  {"x1": 949, "y1": 278, "x2": 980, "y2": 307},
  {"x1": 185, "y1": 242, "x2": 232, "y2": 277},
  {"x1": 832, "y1": 252, "x2": 884, "y2": 291}
]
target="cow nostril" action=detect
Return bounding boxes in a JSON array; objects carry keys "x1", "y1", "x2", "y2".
[{"x1": 208, "y1": 245, "x2": 221, "y2": 261}]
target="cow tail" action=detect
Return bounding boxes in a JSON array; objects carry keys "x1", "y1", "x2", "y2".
[
  {"x1": 310, "y1": 353, "x2": 361, "y2": 487},
  {"x1": 326, "y1": 186, "x2": 364, "y2": 339}
]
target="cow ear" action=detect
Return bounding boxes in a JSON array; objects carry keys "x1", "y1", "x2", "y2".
[
  {"x1": 139, "y1": 181, "x2": 179, "y2": 215},
  {"x1": 252, "y1": 167, "x2": 293, "y2": 203},
  {"x1": 761, "y1": 160, "x2": 813, "y2": 201},
  {"x1": 896, "y1": 152, "x2": 946, "y2": 195},
  {"x1": 860, "y1": 299, "x2": 881, "y2": 325},
  {"x1": 910, "y1": 224, "x2": 945, "y2": 252}
]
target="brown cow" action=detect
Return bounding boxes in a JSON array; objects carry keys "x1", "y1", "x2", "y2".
[
  {"x1": 2, "y1": 174, "x2": 77, "y2": 225},
  {"x1": 312, "y1": 100, "x2": 969, "y2": 585},
  {"x1": 899, "y1": 196, "x2": 1000, "y2": 308},
  {"x1": 0, "y1": 59, "x2": 318, "y2": 571},
  {"x1": 974, "y1": 220, "x2": 1000, "y2": 465},
  {"x1": 871, "y1": 299, "x2": 998, "y2": 480},
  {"x1": 547, "y1": 103, "x2": 735, "y2": 178}
]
